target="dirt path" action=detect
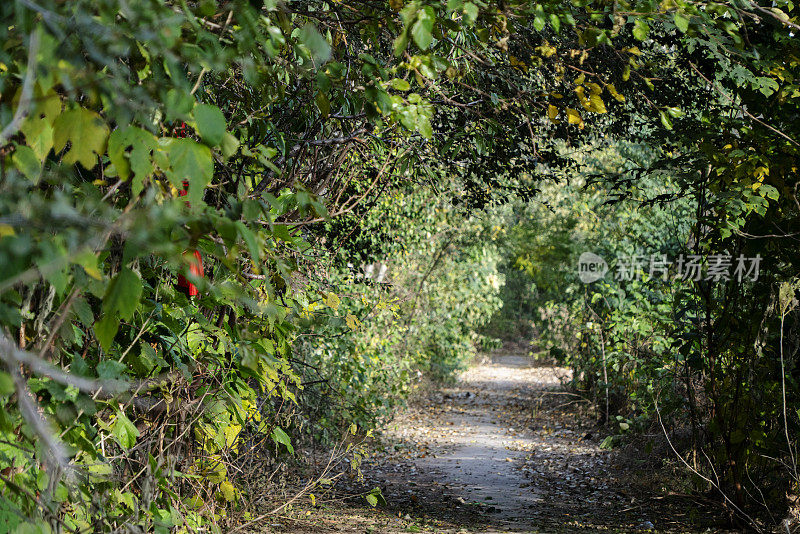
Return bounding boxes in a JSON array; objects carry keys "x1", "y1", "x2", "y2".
[{"x1": 263, "y1": 352, "x2": 730, "y2": 533}]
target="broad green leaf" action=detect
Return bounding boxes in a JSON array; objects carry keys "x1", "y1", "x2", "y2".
[
  {"x1": 463, "y1": 2, "x2": 479, "y2": 25},
  {"x1": 298, "y1": 24, "x2": 331, "y2": 65},
  {"x1": 674, "y1": 12, "x2": 689, "y2": 33},
  {"x1": 20, "y1": 118, "x2": 54, "y2": 161},
  {"x1": 167, "y1": 138, "x2": 213, "y2": 205},
  {"x1": 73, "y1": 249, "x2": 102, "y2": 280},
  {"x1": 52, "y1": 107, "x2": 109, "y2": 169},
  {"x1": 103, "y1": 268, "x2": 142, "y2": 321},
  {"x1": 34, "y1": 86, "x2": 62, "y2": 125},
  {"x1": 390, "y1": 78, "x2": 411, "y2": 91},
  {"x1": 0, "y1": 371, "x2": 14, "y2": 396},
  {"x1": 549, "y1": 13, "x2": 561, "y2": 32},
  {"x1": 606, "y1": 83, "x2": 625, "y2": 102},
  {"x1": 97, "y1": 360, "x2": 127, "y2": 380},
  {"x1": 412, "y1": 7, "x2": 435, "y2": 50},
  {"x1": 565, "y1": 108, "x2": 582, "y2": 127},
  {"x1": 165, "y1": 89, "x2": 195, "y2": 121},
  {"x1": 270, "y1": 426, "x2": 294, "y2": 454},
  {"x1": 220, "y1": 132, "x2": 240, "y2": 160},
  {"x1": 12, "y1": 521, "x2": 52, "y2": 534},
  {"x1": 72, "y1": 297, "x2": 94, "y2": 327},
  {"x1": 193, "y1": 104, "x2": 226, "y2": 146},
  {"x1": 393, "y1": 31, "x2": 409, "y2": 57},
  {"x1": 94, "y1": 314, "x2": 119, "y2": 351},
  {"x1": 417, "y1": 116, "x2": 433, "y2": 138},
  {"x1": 632, "y1": 19, "x2": 649, "y2": 41},
  {"x1": 11, "y1": 145, "x2": 41, "y2": 183},
  {"x1": 108, "y1": 126, "x2": 158, "y2": 195},
  {"x1": 112, "y1": 410, "x2": 139, "y2": 450}
]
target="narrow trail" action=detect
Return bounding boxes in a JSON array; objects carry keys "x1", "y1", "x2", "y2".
[{"x1": 269, "y1": 352, "x2": 728, "y2": 533}]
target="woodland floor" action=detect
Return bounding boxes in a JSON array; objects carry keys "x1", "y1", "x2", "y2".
[{"x1": 248, "y1": 351, "x2": 737, "y2": 533}]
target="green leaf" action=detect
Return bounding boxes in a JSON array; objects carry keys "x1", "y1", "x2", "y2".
[
  {"x1": 270, "y1": 426, "x2": 294, "y2": 454},
  {"x1": 20, "y1": 118, "x2": 54, "y2": 161},
  {"x1": 12, "y1": 521, "x2": 52, "y2": 534},
  {"x1": 73, "y1": 249, "x2": 102, "y2": 280},
  {"x1": 298, "y1": 24, "x2": 331, "y2": 65},
  {"x1": 412, "y1": 6, "x2": 436, "y2": 50},
  {"x1": 659, "y1": 109, "x2": 673, "y2": 130},
  {"x1": 167, "y1": 139, "x2": 214, "y2": 205},
  {"x1": 97, "y1": 360, "x2": 127, "y2": 380},
  {"x1": 11, "y1": 144, "x2": 41, "y2": 183},
  {"x1": 533, "y1": 12, "x2": 546, "y2": 31},
  {"x1": 112, "y1": 409, "x2": 139, "y2": 450},
  {"x1": 220, "y1": 132, "x2": 240, "y2": 160},
  {"x1": 103, "y1": 268, "x2": 142, "y2": 321},
  {"x1": 94, "y1": 314, "x2": 119, "y2": 351},
  {"x1": 632, "y1": 19, "x2": 649, "y2": 41},
  {"x1": 165, "y1": 89, "x2": 195, "y2": 121},
  {"x1": 365, "y1": 487, "x2": 386, "y2": 507},
  {"x1": 0, "y1": 371, "x2": 15, "y2": 396},
  {"x1": 193, "y1": 104, "x2": 227, "y2": 147},
  {"x1": 390, "y1": 78, "x2": 411, "y2": 91},
  {"x1": 72, "y1": 297, "x2": 94, "y2": 326},
  {"x1": 463, "y1": 2, "x2": 479, "y2": 25},
  {"x1": 315, "y1": 91, "x2": 330, "y2": 117},
  {"x1": 674, "y1": 12, "x2": 689, "y2": 33},
  {"x1": 393, "y1": 31, "x2": 409, "y2": 57},
  {"x1": 549, "y1": 13, "x2": 561, "y2": 33},
  {"x1": 417, "y1": 116, "x2": 433, "y2": 139},
  {"x1": 52, "y1": 107, "x2": 109, "y2": 169},
  {"x1": 108, "y1": 126, "x2": 158, "y2": 195}
]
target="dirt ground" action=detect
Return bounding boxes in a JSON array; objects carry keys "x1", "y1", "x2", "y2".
[{"x1": 245, "y1": 352, "x2": 736, "y2": 533}]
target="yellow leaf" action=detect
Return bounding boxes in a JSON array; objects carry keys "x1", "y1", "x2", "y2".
[
  {"x1": 186, "y1": 496, "x2": 205, "y2": 510},
  {"x1": 606, "y1": 83, "x2": 625, "y2": 102},
  {"x1": 547, "y1": 104, "x2": 559, "y2": 121},
  {"x1": 0, "y1": 224, "x2": 15, "y2": 238},
  {"x1": 220, "y1": 481, "x2": 236, "y2": 502},
  {"x1": 589, "y1": 94, "x2": 607, "y2": 113},
  {"x1": 224, "y1": 424, "x2": 242, "y2": 450},
  {"x1": 565, "y1": 108, "x2": 584, "y2": 129},
  {"x1": 345, "y1": 314, "x2": 361, "y2": 330},
  {"x1": 535, "y1": 43, "x2": 557, "y2": 57},
  {"x1": 325, "y1": 292, "x2": 341, "y2": 311}
]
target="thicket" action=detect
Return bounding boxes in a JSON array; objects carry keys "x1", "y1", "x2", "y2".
[{"x1": 1, "y1": 0, "x2": 799, "y2": 532}]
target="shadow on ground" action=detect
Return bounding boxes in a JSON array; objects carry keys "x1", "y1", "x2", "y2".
[{"x1": 248, "y1": 352, "x2": 737, "y2": 533}]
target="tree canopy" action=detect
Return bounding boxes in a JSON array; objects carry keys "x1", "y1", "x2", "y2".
[{"x1": 1, "y1": 0, "x2": 800, "y2": 531}]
